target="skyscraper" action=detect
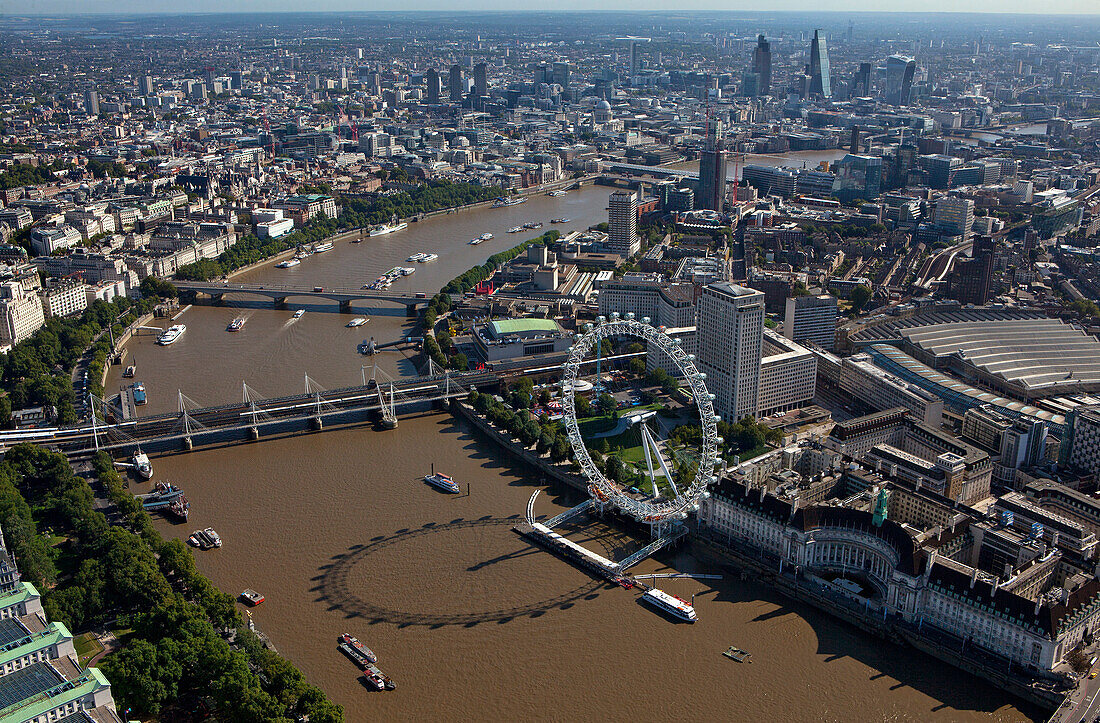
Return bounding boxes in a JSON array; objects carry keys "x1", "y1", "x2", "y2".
[
  {"x1": 784, "y1": 294, "x2": 838, "y2": 350},
  {"x1": 698, "y1": 119, "x2": 727, "y2": 212},
  {"x1": 809, "y1": 29, "x2": 831, "y2": 99},
  {"x1": 473, "y1": 62, "x2": 487, "y2": 98},
  {"x1": 852, "y1": 62, "x2": 872, "y2": 98},
  {"x1": 425, "y1": 67, "x2": 441, "y2": 104},
  {"x1": 607, "y1": 190, "x2": 639, "y2": 257},
  {"x1": 885, "y1": 55, "x2": 916, "y2": 106},
  {"x1": 697, "y1": 283, "x2": 765, "y2": 422},
  {"x1": 832, "y1": 154, "x2": 883, "y2": 203},
  {"x1": 83, "y1": 89, "x2": 99, "y2": 115},
  {"x1": 629, "y1": 41, "x2": 640, "y2": 77},
  {"x1": 752, "y1": 35, "x2": 772, "y2": 97},
  {"x1": 139, "y1": 75, "x2": 154, "y2": 96},
  {"x1": 933, "y1": 196, "x2": 975, "y2": 238},
  {"x1": 449, "y1": 64, "x2": 463, "y2": 102}
]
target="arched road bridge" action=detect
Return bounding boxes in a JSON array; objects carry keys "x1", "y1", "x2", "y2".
[{"x1": 173, "y1": 281, "x2": 432, "y2": 314}]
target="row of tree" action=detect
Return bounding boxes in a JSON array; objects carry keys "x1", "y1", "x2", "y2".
[
  {"x1": 0, "y1": 446, "x2": 345, "y2": 721},
  {"x1": 467, "y1": 389, "x2": 573, "y2": 463},
  {"x1": 441, "y1": 230, "x2": 561, "y2": 295},
  {"x1": 0, "y1": 294, "x2": 161, "y2": 426}
]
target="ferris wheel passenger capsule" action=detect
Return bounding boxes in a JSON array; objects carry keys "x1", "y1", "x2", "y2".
[
  {"x1": 625, "y1": 312, "x2": 635, "y2": 320},
  {"x1": 712, "y1": 414, "x2": 721, "y2": 422},
  {"x1": 641, "y1": 316, "x2": 651, "y2": 324},
  {"x1": 610, "y1": 312, "x2": 620, "y2": 321},
  {"x1": 597, "y1": 315, "x2": 606, "y2": 325}
]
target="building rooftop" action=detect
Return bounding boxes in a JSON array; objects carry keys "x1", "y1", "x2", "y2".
[{"x1": 487, "y1": 318, "x2": 560, "y2": 337}]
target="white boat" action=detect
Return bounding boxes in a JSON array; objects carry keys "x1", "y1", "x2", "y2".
[
  {"x1": 276, "y1": 258, "x2": 301, "y2": 269},
  {"x1": 507, "y1": 226, "x2": 523, "y2": 233},
  {"x1": 312, "y1": 241, "x2": 334, "y2": 253},
  {"x1": 407, "y1": 252, "x2": 427, "y2": 262},
  {"x1": 157, "y1": 325, "x2": 186, "y2": 345},
  {"x1": 480, "y1": 232, "x2": 493, "y2": 241},
  {"x1": 293, "y1": 309, "x2": 305, "y2": 319},
  {"x1": 132, "y1": 451, "x2": 153, "y2": 480},
  {"x1": 547, "y1": 189, "x2": 567, "y2": 197},
  {"x1": 424, "y1": 472, "x2": 461, "y2": 494},
  {"x1": 369, "y1": 222, "x2": 408, "y2": 236},
  {"x1": 347, "y1": 318, "x2": 368, "y2": 327},
  {"x1": 642, "y1": 588, "x2": 697, "y2": 622},
  {"x1": 418, "y1": 253, "x2": 438, "y2": 262},
  {"x1": 468, "y1": 238, "x2": 482, "y2": 245},
  {"x1": 492, "y1": 196, "x2": 527, "y2": 208},
  {"x1": 400, "y1": 267, "x2": 416, "y2": 276}
]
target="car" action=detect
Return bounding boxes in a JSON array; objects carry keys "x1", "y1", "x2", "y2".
[
  {"x1": 1090, "y1": 670, "x2": 1098, "y2": 679},
  {"x1": 313, "y1": 286, "x2": 324, "y2": 292}
]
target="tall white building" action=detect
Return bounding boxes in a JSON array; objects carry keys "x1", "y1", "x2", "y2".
[
  {"x1": 784, "y1": 294, "x2": 838, "y2": 350},
  {"x1": 758, "y1": 330, "x2": 817, "y2": 417},
  {"x1": 0, "y1": 281, "x2": 45, "y2": 347},
  {"x1": 696, "y1": 282, "x2": 764, "y2": 421},
  {"x1": 607, "y1": 190, "x2": 639, "y2": 257}
]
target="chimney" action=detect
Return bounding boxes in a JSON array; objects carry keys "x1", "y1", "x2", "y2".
[
  {"x1": 1034, "y1": 596, "x2": 1042, "y2": 616},
  {"x1": 970, "y1": 567, "x2": 979, "y2": 588}
]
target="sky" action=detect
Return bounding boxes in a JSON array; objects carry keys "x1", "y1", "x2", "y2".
[{"x1": 4, "y1": 1, "x2": 1100, "y2": 15}]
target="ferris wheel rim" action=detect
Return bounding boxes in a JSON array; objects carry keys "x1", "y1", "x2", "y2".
[{"x1": 560, "y1": 316, "x2": 719, "y2": 524}]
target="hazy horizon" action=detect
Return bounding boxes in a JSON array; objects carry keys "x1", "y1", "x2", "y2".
[{"x1": 2, "y1": 3, "x2": 1099, "y2": 16}]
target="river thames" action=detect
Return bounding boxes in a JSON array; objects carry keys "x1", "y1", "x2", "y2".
[{"x1": 110, "y1": 180, "x2": 1041, "y2": 721}]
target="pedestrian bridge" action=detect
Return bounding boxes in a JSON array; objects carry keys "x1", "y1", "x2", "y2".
[{"x1": 173, "y1": 281, "x2": 431, "y2": 313}]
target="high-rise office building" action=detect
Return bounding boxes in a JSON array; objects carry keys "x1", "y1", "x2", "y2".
[
  {"x1": 885, "y1": 55, "x2": 916, "y2": 105},
  {"x1": 229, "y1": 70, "x2": 243, "y2": 90},
  {"x1": 934, "y1": 196, "x2": 975, "y2": 237},
  {"x1": 945, "y1": 235, "x2": 994, "y2": 306},
  {"x1": 852, "y1": 62, "x2": 872, "y2": 98},
  {"x1": 552, "y1": 61, "x2": 571, "y2": 87},
  {"x1": 449, "y1": 64, "x2": 463, "y2": 102},
  {"x1": 784, "y1": 294, "x2": 838, "y2": 350},
  {"x1": 139, "y1": 75, "x2": 154, "y2": 96},
  {"x1": 697, "y1": 283, "x2": 765, "y2": 422},
  {"x1": 83, "y1": 89, "x2": 99, "y2": 115},
  {"x1": 629, "y1": 41, "x2": 640, "y2": 77},
  {"x1": 607, "y1": 190, "x2": 639, "y2": 257},
  {"x1": 473, "y1": 62, "x2": 488, "y2": 98},
  {"x1": 425, "y1": 68, "x2": 441, "y2": 104},
  {"x1": 809, "y1": 29, "x2": 831, "y2": 98},
  {"x1": 752, "y1": 35, "x2": 772, "y2": 96},
  {"x1": 831, "y1": 154, "x2": 883, "y2": 204},
  {"x1": 697, "y1": 119, "x2": 727, "y2": 212}
]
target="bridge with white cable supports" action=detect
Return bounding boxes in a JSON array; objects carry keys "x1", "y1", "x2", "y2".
[{"x1": 0, "y1": 367, "x2": 487, "y2": 459}]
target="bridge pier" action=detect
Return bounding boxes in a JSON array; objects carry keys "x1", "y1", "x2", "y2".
[
  {"x1": 311, "y1": 416, "x2": 323, "y2": 430},
  {"x1": 212, "y1": 293, "x2": 225, "y2": 305},
  {"x1": 340, "y1": 300, "x2": 353, "y2": 314},
  {"x1": 274, "y1": 296, "x2": 288, "y2": 309},
  {"x1": 182, "y1": 436, "x2": 193, "y2": 451},
  {"x1": 406, "y1": 304, "x2": 418, "y2": 317},
  {"x1": 249, "y1": 426, "x2": 259, "y2": 441}
]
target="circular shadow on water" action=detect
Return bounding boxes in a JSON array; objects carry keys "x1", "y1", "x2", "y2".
[{"x1": 313, "y1": 516, "x2": 616, "y2": 627}]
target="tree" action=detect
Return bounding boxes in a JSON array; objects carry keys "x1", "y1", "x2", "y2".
[
  {"x1": 574, "y1": 395, "x2": 592, "y2": 418},
  {"x1": 849, "y1": 284, "x2": 873, "y2": 313},
  {"x1": 596, "y1": 393, "x2": 617, "y2": 417},
  {"x1": 629, "y1": 358, "x2": 647, "y2": 377},
  {"x1": 550, "y1": 437, "x2": 571, "y2": 462},
  {"x1": 536, "y1": 431, "x2": 554, "y2": 456},
  {"x1": 537, "y1": 388, "x2": 551, "y2": 406}
]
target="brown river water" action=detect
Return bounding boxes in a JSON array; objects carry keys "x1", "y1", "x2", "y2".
[{"x1": 105, "y1": 184, "x2": 1040, "y2": 721}]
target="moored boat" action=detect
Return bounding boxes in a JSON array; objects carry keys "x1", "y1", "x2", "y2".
[
  {"x1": 424, "y1": 472, "x2": 461, "y2": 494},
  {"x1": 131, "y1": 382, "x2": 147, "y2": 406},
  {"x1": 418, "y1": 253, "x2": 438, "y2": 262},
  {"x1": 240, "y1": 589, "x2": 265, "y2": 606},
  {"x1": 507, "y1": 226, "x2": 523, "y2": 233},
  {"x1": 157, "y1": 325, "x2": 186, "y2": 345},
  {"x1": 122, "y1": 364, "x2": 136, "y2": 378},
  {"x1": 132, "y1": 451, "x2": 153, "y2": 480},
  {"x1": 312, "y1": 241, "x2": 334, "y2": 253},
  {"x1": 275, "y1": 258, "x2": 301, "y2": 268},
  {"x1": 339, "y1": 633, "x2": 378, "y2": 664},
  {"x1": 642, "y1": 588, "x2": 697, "y2": 622},
  {"x1": 369, "y1": 222, "x2": 408, "y2": 236},
  {"x1": 492, "y1": 196, "x2": 527, "y2": 207}
]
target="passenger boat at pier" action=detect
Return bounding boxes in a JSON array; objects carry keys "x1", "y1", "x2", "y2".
[
  {"x1": 338, "y1": 633, "x2": 378, "y2": 666},
  {"x1": 275, "y1": 258, "x2": 300, "y2": 269},
  {"x1": 507, "y1": 226, "x2": 523, "y2": 233},
  {"x1": 136, "y1": 482, "x2": 185, "y2": 511},
  {"x1": 312, "y1": 241, "x2": 334, "y2": 253},
  {"x1": 168, "y1": 494, "x2": 189, "y2": 522},
  {"x1": 156, "y1": 325, "x2": 186, "y2": 345},
  {"x1": 369, "y1": 221, "x2": 408, "y2": 236},
  {"x1": 227, "y1": 317, "x2": 246, "y2": 332},
  {"x1": 424, "y1": 471, "x2": 461, "y2": 494},
  {"x1": 547, "y1": 189, "x2": 568, "y2": 197},
  {"x1": 131, "y1": 451, "x2": 153, "y2": 480},
  {"x1": 642, "y1": 588, "x2": 697, "y2": 622},
  {"x1": 131, "y1": 383, "x2": 147, "y2": 406},
  {"x1": 523, "y1": 221, "x2": 543, "y2": 230},
  {"x1": 492, "y1": 196, "x2": 526, "y2": 208},
  {"x1": 122, "y1": 363, "x2": 136, "y2": 378}
]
